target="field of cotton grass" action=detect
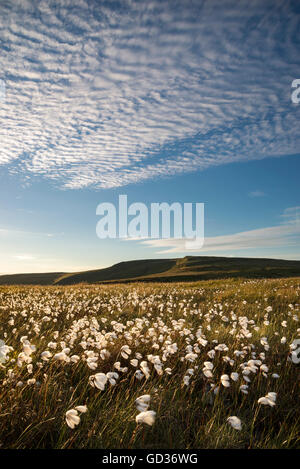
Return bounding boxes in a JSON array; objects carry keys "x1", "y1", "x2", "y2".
[{"x1": 0, "y1": 277, "x2": 299, "y2": 449}]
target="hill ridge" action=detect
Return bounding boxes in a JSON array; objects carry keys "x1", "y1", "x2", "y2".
[{"x1": 0, "y1": 255, "x2": 300, "y2": 286}]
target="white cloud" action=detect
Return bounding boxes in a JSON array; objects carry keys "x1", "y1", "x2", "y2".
[
  {"x1": 0, "y1": 227, "x2": 57, "y2": 238},
  {"x1": 249, "y1": 190, "x2": 266, "y2": 197},
  {"x1": 280, "y1": 206, "x2": 300, "y2": 224},
  {"x1": 134, "y1": 206, "x2": 300, "y2": 255},
  {"x1": 13, "y1": 254, "x2": 35, "y2": 261},
  {"x1": 0, "y1": 0, "x2": 299, "y2": 188}
]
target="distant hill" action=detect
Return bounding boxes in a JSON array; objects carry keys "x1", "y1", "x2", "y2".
[
  {"x1": 0, "y1": 256, "x2": 300, "y2": 286},
  {"x1": 0, "y1": 272, "x2": 64, "y2": 286}
]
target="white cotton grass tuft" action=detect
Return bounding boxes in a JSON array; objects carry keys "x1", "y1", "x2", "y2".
[
  {"x1": 66, "y1": 405, "x2": 87, "y2": 428},
  {"x1": 136, "y1": 410, "x2": 156, "y2": 426},
  {"x1": 130, "y1": 358, "x2": 138, "y2": 367},
  {"x1": 90, "y1": 373, "x2": 108, "y2": 390},
  {"x1": 0, "y1": 340, "x2": 12, "y2": 364},
  {"x1": 290, "y1": 339, "x2": 300, "y2": 364},
  {"x1": 227, "y1": 416, "x2": 242, "y2": 431},
  {"x1": 140, "y1": 361, "x2": 150, "y2": 379},
  {"x1": 134, "y1": 370, "x2": 144, "y2": 380},
  {"x1": 135, "y1": 394, "x2": 151, "y2": 412},
  {"x1": 220, "y1": 374, "x2": 230, "y2": 387},
  {"x1": 65, "y1": 409, "x2": 80, "y2": 429},
  {"x1": 240, "y1": 384, "x2": 249, "y2": 394},
  {"x1": 75, "y1": 405, "x2": 87, "y2": 413},
  {"x1": 106, "y1": 372, "x2": 119, "y2": 386},
  {"x1": 135, "y1": 394, "x2": 156, "y2": 426},
  {"x1": 202, "y1": 361, "x2": 214, "y2": 378},
  {"x1": 258, "y1": 392, "x2": 277, "y2": 407}
]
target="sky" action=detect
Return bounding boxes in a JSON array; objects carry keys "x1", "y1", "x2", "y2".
[{"x1": 0, "y1": 0, "x2": 299, "y2": 274}]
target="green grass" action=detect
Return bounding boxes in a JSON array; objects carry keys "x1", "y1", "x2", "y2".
[{"x1": 0, "y1": 277, "x2": 299, "y2": 449}]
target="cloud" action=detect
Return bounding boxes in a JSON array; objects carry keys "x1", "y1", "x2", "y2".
[
  {"x1": 280, "y1": 206, "x2": 300, "y2": 224},
  {"x1": 13, "y1": 254, "x2": 35, "y2": 261},
  {"x1": 249, "y1": 190, "x2": 266, "y2": 197},
  {"x1": 0, "y1": 0, "x2": 299, "y2": 189},
  {"x1": 0, "y1": 227, "x2": 57, "y2": 238},
  {"x1": 133, "y1": 206, "x2": 300, "y2": 254}
]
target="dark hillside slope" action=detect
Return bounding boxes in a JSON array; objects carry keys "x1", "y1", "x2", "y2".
[
  {"x1": 0, "y1": 272, "x2": 64, "y2": 285},
  {"x1": 1, "y1": 256, "x2": 300, "y2": 286}
]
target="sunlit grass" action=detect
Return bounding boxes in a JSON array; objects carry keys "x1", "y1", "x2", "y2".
[{"x1": 0, "y1": 277, "x2": 299, "y2": 448}]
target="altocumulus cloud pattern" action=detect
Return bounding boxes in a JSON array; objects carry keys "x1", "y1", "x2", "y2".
[{"x1": 0, "y1": 0, "x2": 299, "y2": 189}]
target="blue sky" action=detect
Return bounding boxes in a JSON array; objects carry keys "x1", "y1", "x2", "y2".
[{"x1": 0, "y1": 0, "x2": 299, "y2": 274}]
